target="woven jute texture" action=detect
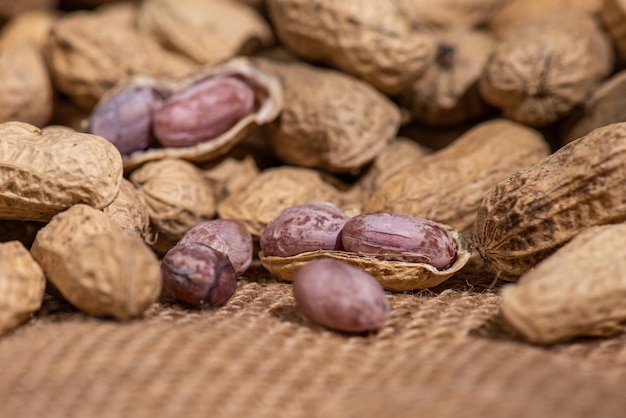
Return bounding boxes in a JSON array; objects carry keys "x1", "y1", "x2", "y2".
[{"x1": 1, "y1": 265, "x2": 626, "y2": 418}]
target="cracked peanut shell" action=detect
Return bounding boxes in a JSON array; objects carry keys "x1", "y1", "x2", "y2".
[
  {"x1": 475, "y1": 122, "x2": 626, "y2": 281},
  {"x1": 120, "y1": 58, "x2": 283, "y2": 171},
  {"x1": 260, "y1": 225, "x2": 471, "y2": 291}
]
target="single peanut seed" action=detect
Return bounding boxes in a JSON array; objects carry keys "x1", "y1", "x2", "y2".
[
  {"x1": 340, "y1": 213, "x2": 457, "y2": 269},
  {"x1": 292, "y1": 258, "x2": 390, "y2": 333},
  {"x1": 161, "y1": 242, "x2": 237, "y2": 308},
  {"x1": 87, "y1": 86, "x2": 163, "y2": 155},
  {"x1": 153, "y1": 76, "x2": 255, "y2": 147},
  {"x1": 260, "y1": 202, "x2": 349, "y2": 257},
  {"x1": 178, "y1": 219, "x2": 253, "y2": 276}
]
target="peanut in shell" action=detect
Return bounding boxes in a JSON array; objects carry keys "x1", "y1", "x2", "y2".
[
  {"x1": 501, "y1": 223, "x2": 626, "y2": 345},
  {"x1": 474, "y1": 122, "x2": 626, "y2": 281}
]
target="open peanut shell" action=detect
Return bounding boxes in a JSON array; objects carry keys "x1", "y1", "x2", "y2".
[
  {"x1": 119, "y1": 57, "x2": 283, "y2": 172},
  {"x1": 259, "y1": 228, "x2": 472, "y2": 291}
]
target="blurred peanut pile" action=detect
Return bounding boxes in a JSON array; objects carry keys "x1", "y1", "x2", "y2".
[{"x1": 1, "y1": 0, "x2": 626, "y2": 345}]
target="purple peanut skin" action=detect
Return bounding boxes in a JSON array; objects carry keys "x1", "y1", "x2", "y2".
[
  {"x1": 161, "y1": 242, "x2": 237, "y2": 308},
  {"x1": 87, "y1": 86, "x2": 163, "y2": 155},
  {"x1": 340, "y1": 213, "x2": 457, "y2": 270},
  {"x1": 179, "y1": 219, "x2": 253, "y2": 276},
  {"x1": 292, "y1": 258, "x2": 390, "y2": 333},
  {"x1": 153, "y1": 76, "x2": 255, "y2": 147},
  {"x1": 260, "y1": 202, "x2": 350, "y2": 257}
]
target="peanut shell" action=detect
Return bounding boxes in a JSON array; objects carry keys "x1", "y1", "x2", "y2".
[
  {"x1": 217, "y1": 166, "x2": 343, "y2": 238},
  {"x1": 260, "y1": 225, "x2": 471, "y2": 291},
  {"x1": 0, "y1": 121, "x2": 123, "y2": 222},
  {"x1": 355, "y1": 137, "x2": 429, "y2": 201},
  {"x1": 45, "y1": 3, "x2": 196, "y2": 109},
  {"x1": 0, "y1": 42, "x2": 52, "y2": 126},
  {"x1": 30, "y1": 204, "x2": 162, "y2": 320},
  {"x1": 405, "y1": 0, "x2": 508, "y2": 29},
  {"x1": 102, "y1": 178, "x2": 151, "y2": 240},
  {"x1": 475, "y1": 122, "x2": 626, "y2": 281},
  {"x1": 120, "y1": 58, "x2": 284, "y2": 171},
  {"x1": 489, "y1": 0, "x2": 603, "y2": 38},
  {"x1": 0, "y1": 0, "x2": 54, "y2": 23},
  {"x1": 129, "y1": 158, "x2": 216, "y2": 253},
  {"x1": 561, "y1": 70, "x2": 626, "y2": 145},
  {"x1": 479, "y1": 10, "x2": 613, "y2": 126},
  {"x1": 261, "y1": 60, "x2": 401, "y2": 173},
  {"x1": 0, "y1": 9, "x2": 58, "y2": 51},
  {"x1": 603, "y1": 0, "x2": 626, "y2": 60},
  {"x1": 501, "y1": 223, "x2": 626, "y2": 345},
  {"x1": 137, "y1": 0, "x2": 274, "y2": 65},
  {"x1": 401, "y1": 28, "x2": 494, "y2": 127},
  {"x1": 202, "y1": 155, "x2": 260, "y2": 204},
  {"x1": 365, "y1": 119, "x2": 550, "y2": 233},
  {"x1": 266, "y1": 0, "x2": 436, "y2": 95},
  {"x1": 0, "y1": 241, "x2": 46, "y2": 336}
]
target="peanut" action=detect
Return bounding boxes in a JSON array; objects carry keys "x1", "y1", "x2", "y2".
[
  {"x1": 161, "y1": 242, "x2": 237, "y2": 308},
  {"x1": 179, "y1": 219, "x2": 253, "y2": 276},
  {"x1": 260, "y1": 60, "x2": 401, "y2": 173},
  {"x1": 260, "y1": 202, "x2": 349, "y2": 257},
  {"x1": 137, "y1": 0, "x2": 274, "y2": 65},
  {"x1": 341, "y1": 213, "x2": 457, "y2": 270},
  {"x1": 0, "y1": 241, "x2": 46, "y2": 336},
  {"x1": 102, "y1": 178, "x2": 151, "y2": 240},
  {"x1": 474, "y1": 122, "x2": 626, "y2": 281},
  {"x1": 500, "y1": 224, "x2": 626, "y2": 345},
  {"x1": 479, "y1": 10, "x2": 613, "y2": 126},
  {"x1": 153, "y1": 76, "x2": 255, "y2": 148},
  {"x1": 30, "y1": 204, "x2": 162, "y2": 320},
  {"x1": 129, "y1": 158, "x2": 216, "y2": 254},
  {"x1": 87, "y1": 83, "x2": 163, "y2": 156},
  {"x1": 292, "y1": 258, "x2": 389, "y2": 333},
  {"x1": 266, "y1": 0, "x2": 436, "y2": 95},
  {"x1": 0, "y1": 121, "x2": 123, "y2": 222}
]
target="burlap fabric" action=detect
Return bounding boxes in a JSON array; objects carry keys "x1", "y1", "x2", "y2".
[{"x1": 1, "y1": 264, "x2": 625, "y2": 418}]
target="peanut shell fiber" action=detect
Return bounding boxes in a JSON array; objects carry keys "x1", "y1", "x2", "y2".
[
  {"x1": 475, "y1": 122, "x2": 626, "y2": 281},
  {"x1": 262, "y1": 60, "x2": 401, "y2": 173},
  {"x1": 0, "y1": 121, "x2": 123, "y2": 222},
  {"x1": 0, "y1": 241, "x2": 45, "y2": 336},
  {"x1": 501, "y1": 223, "x2": 626, "y2": 345},
  {"x1": 102, "y1": 178, "x2": 151, "y2": 240},
  {"x1": 365, "y1": 119, "x2": 550, "y2": 233},
  {"x1": 479, "y1": 10, "x2": 613, "y2": 126},
  {"x1": 266, "y1": 0, "x2": 436, "y2": 95}
]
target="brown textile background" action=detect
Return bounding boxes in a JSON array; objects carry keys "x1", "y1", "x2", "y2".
[{"x1": 1, "y1": 265, "x2": 625, "y2": 418}]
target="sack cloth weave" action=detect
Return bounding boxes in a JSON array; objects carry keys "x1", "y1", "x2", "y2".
[{"x1": 1, "y1": 266, "x2": 625, "y2": 418}]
